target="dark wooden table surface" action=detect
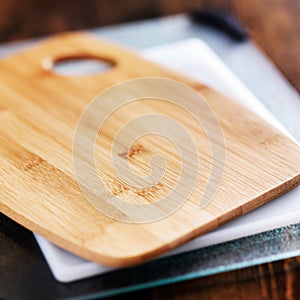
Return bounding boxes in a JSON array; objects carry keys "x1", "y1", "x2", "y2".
[
  {"x1": 0, "y1": 0, "x2": 300, "y2": 299},
  {"x1": 108, "y1": 257, "x2": 300, "y2": 300}
]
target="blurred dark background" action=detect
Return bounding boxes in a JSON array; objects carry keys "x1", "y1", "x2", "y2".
[
  {"x1": 1, "y1": 0, "x2": 299, "y2": 92},
  {"x1": 1, "y1": 0, "x2": 221, "y2": 42},
  {"x1": 0, "y1": 0, "x2": 296, "y2": 42}
]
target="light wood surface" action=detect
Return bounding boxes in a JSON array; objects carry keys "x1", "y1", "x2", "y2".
[{"x1": 0, "y1": 32, "x2": 299, "y2": 267}]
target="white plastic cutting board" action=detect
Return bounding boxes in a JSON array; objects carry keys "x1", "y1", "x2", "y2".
[{"x1": 34, "y1": 39, "x2": 300, "y2": 282}]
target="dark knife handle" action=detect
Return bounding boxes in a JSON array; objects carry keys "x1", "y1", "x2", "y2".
[{"x1": 191, "y1": 9, "x2": 249, "y2": 42}]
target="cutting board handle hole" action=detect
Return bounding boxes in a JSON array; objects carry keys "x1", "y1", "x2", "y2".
[{"x1": 44, "y1": 55, "x2": 115, "y2": 76}]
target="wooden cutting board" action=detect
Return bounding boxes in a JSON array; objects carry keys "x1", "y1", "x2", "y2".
[{"x1": 0, "y1": 32, "x2": 300, "y2": 267}]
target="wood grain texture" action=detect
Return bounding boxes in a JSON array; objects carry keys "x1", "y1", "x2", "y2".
[
  {"x1": 106, "y1": 257, "x2": 300, "y2": 300},
  {"x1": 0, "y1": 2, "x2": 299, "y2": 298},
  {"x1": 0, "y1": 32, "x2": 299, "y2": 267}
]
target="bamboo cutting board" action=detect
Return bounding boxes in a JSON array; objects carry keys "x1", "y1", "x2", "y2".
[{"x1": 0, "y1": 33, "x2": 300, "y2": 267}]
